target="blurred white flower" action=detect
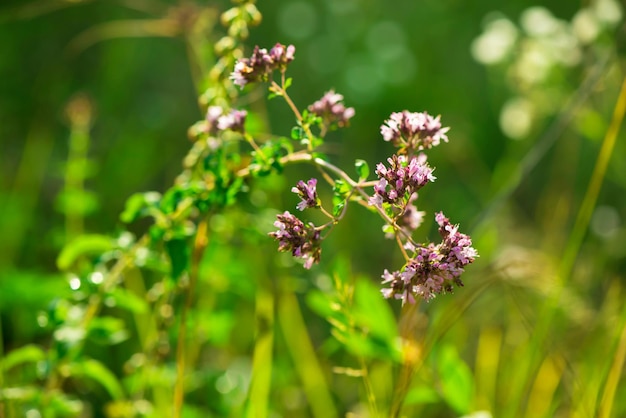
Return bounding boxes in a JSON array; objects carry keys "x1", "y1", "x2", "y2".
[
  {"x1": 499, "y1": 97, "x2": 534, "y2": 139},
  {"x1": 471, "y1": 16, "x2": 518, "y2": 65},
  {"x1": 572, "y1": 8, "x2": 601, "y2": 44},
  {"x1": 513, "y1": 39, "x2": 553, "y2": 85},
  {"x1": 520, "y1": 7, "x2": 560, "y2": 36},
  {"x1": 593, "y1": 0, "x2": 623, "y2": 26}
]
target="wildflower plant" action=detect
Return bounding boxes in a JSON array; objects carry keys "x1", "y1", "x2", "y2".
[
  {"x1": 1, "y1": 2, "x2": 479, "y2": 417},
  {"x1": 5, "y1": 1, "x2": 626, "y2": 417},
  {"x1": 232, "y1": 43, "x2": 481, "y2": 303}
]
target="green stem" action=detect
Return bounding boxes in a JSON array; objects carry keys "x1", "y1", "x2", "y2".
[
  {"x1": 559, "y1": 75, "x2": 626, "y2": 283},
  {"x1": 278, "y1": 290, "x2": 338, "y2": 418},
  {"x1": 389, "y1": 302, "x2": 423, "y2": 418},
  {"x1": 245, "y1": 287, "x2": 275, "y2": 418},
  {"x1": 173, "y1": 219, "x2": 209, "y2": 418},
  {"x1": 597, "y1": 300, "x2": 626, "y2": 418},
  {"x1": 237, "y1": 152, "x2": 417, "y2": 248},
  {"x1": 63, "y1": 96, "x2": 92, "y2": 242},
  {"x1": 360, "y1": 357, "x2": 380, "y2": 418}
]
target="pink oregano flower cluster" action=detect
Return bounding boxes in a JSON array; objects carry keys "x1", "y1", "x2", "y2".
[
  {"x1": 308, "y1": 90, "x2": 355, "y2": 128},
  {"x1": 381, "y1": 110, "x2": 450, "y2": 154},
  {"x1": 230, "y1": 43, "x2": 295, "y2": 89},
  {"x1": 231, "y1": 44, "x2": 477, "y2": 303},
  {"x1": 373, "y1": 112, "x2": 477, "y2": 303},
  {"x1": 382, "y1": 212, "x2": 478, "y2": 303},
  {"x1": 206, "y1": 106, "x2": 247, "y2": 134},
  {"x1": 269, "y1": 211, "x2": 321, "y2": 269}
]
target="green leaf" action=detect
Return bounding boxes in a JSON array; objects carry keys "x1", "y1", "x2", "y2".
[
  {"x1": 105, "y1": 288, "x2": 148, "y2": 314},
  {"x1": 57, "y1": 234, "x2": 114, "y2": 270},
  {"x1": 338, "y1": 328, "x2": 397, "y2": 360},
  {"x1": 291, "y1": 126, "x2": 304, "y2": 140},
  {"x1": 203, "y1": 311, "x2": 235, "y2": 346},
  {"x1": 354, "y1": 159, "x2": 370, "y2": 180},
  {"x1": 353, "y1": 277, "x2": 398, "y2": 342},
  {"x1": 306, "y1": 290, "x2": 340, "y2": 319},
  {"x1": 333, "y1": 180, "x2": 351, "y2": 197},
  {"x1": 1, "y1": 344, "x2": 45, "y2": 372},
  {"x1": 88, "y1": 316, "x2": 129, "y2": 345},
  {"x1": 47, "y1": 392, "x2": 83, "y2": 415},
  {"x1": 166, "y1": 238, "x2": 190, "y2": 280},
  {"x1": 437, "y1": 344, "x2": 474, "y2": 414},
  {"x1": 382, "y1": 224, "x2": 395, "y2": 235},
  {"x1": 284, "y1": 77, "x2": 293, "y2": 90},
  {"x1": 310, "y1": 135, "x2": 324, "y2": 149},
  {"x1": 226, "y1": 177, "x2": 244, "y2": 205},
  {"x1": 120, "y1": 192, "x2": 161, "y2": 223},
  {"x1": 404, "y1": 385, "x2": 441, "y2": 406},
  {"x1": 160, "y1": 187, "x2": 188, "y2": 215},
  {"x1": 69, "y1": 358, "x2": 125, "y2": 400},
  {"x1": 332, "y1": 200, "x2": 345, "y2": 218}
]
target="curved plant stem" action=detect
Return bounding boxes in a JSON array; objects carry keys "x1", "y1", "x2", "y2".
[
  {"x1": 245, "y1": 286, "x2": 275, "y2": 418},
  {"x1": 389, "y1": 301, "x2": 423, "y2": 418},
  {"x1": 360, "y1": 357, "x2": 380, "y2": 418},
  {"x1": 597, "y1": 301, "x2": 626, "y2": 418},
  {"x1": 559, "y1": 75, "x2": 626, "y2": 282}
]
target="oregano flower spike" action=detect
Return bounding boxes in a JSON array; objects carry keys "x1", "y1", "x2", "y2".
[
  {"x1": 269, "y1": 211, "x2": 322, "y2": 269},
  {"x1": 380, "y1": 212, "x2": 478, "y2": 304},
  {"x1": 368, "y1": 154, "x2": 436, "y2": 209},
  {"x1": 230, "y1": 43, "x2": 295, "y2": 89},
  {"x1": 308, "y1": 90, "x2": 355, "y2": 131},
  {"x1": 206, "y1": 106, "x2": 247, "y2": 134},
  {"x1": 380, "y1": 110, "x2": 450, "y2": 155},
  {"x1": 292, "y1": 178, "x2": 320, "y2": 211}
]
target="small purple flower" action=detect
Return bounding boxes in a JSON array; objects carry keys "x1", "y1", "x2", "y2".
[
  {"x1": 217, "y1": 109, "x2": 247, "y2": 133},
  {"x1": 308, "y1": 90, "x2": 355, "y2": 129},
  {"x1": 380, "y1": 213, "x2": 478, "y2": 304},
  {"x1": 291, "y1": 178, "x2": 319, "y2": 211},
  {"x1": 268, "y1": 43, "x2": 296, "y2": 68},
  {"x1": 230, "y1": 43, "x2": 296, "y2": 89},
  {"x1": 206, "y1": 106, "x2": 247, "y2": 134},
  {"x1": 380, "y1": 111, "x2": 450, "y2": 154},
  {"x1": 269, "y1": 211, "x2": 322, "y2": 269},
  {"x1": 368, "y1": 154, "x2": 435, "y2": 208}
]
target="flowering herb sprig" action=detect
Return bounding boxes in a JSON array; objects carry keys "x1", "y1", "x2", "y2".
[
  {"x1": 268, "y1": 211, "x2": 322, "y2": 269},
  {"x1": 229, "y1": 43, "x2": 477, "y2": 303},
  {"x1": 308, "y1": 90, "x2": 356, "y2": 135},
  {"x1": 230, "y1": 43, "x2": 295, "y2": 89},
  {"x1": 381, "y1": 110, "x2": 450, "y2": 154}
]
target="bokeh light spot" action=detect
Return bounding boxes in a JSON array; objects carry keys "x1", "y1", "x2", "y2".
[{"x1": 278, "y1": 2, "x2": 318, "y2": 40}]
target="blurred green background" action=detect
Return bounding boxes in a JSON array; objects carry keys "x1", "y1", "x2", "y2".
[{"x1": 1, "y1": 0, "x2": 626, "y2": 416}]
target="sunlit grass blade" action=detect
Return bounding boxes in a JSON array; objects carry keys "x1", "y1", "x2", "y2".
[
  {"x1": 559, "y1": 75, "x2": 626, "y2": 282},
  {"x1": 474, "y1": 327, "x2": 502, "y2": 413},
  {"x1": 244, "y1": 288, "x2": 274, "y2": 418},
  {"x1": 525, "y1": 354, "x2": 565, "y2": 418},
  {"x1": 278, "y1": 290, "x2": 338, "y2": 418},
  {"x1": 510, "y1": 74, "x2": 626, "y2": 418},
  {"x1": 596, "y1": 301, "x2": 626, "y2": 418}
]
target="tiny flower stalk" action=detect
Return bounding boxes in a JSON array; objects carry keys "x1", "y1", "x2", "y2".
[{"x1": 390, "y1": 301, "x2": 427, "y2": 418}]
